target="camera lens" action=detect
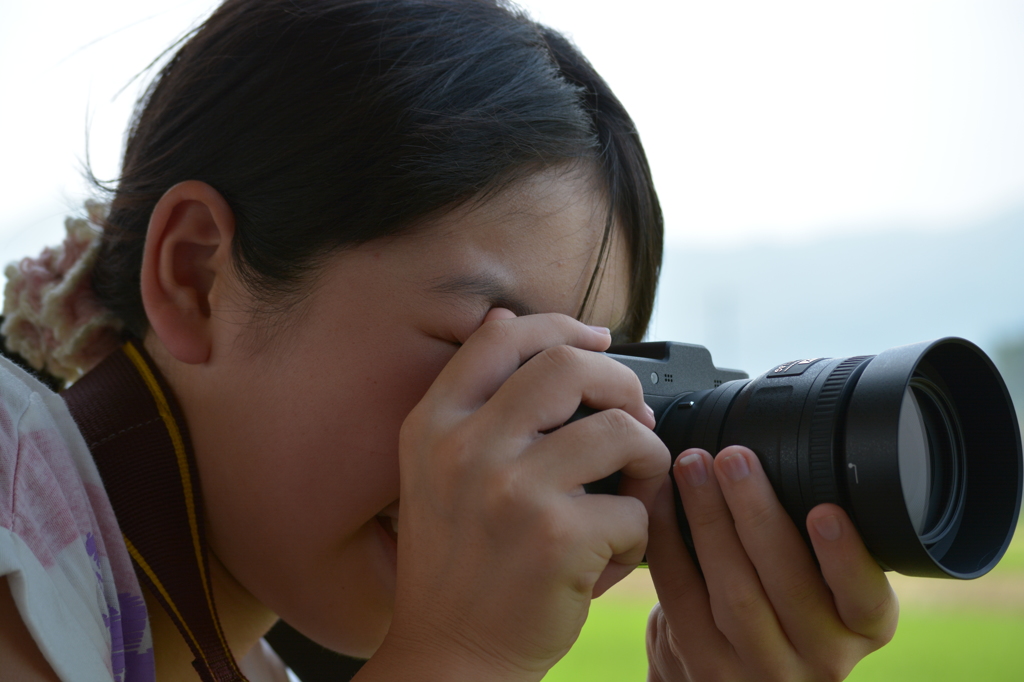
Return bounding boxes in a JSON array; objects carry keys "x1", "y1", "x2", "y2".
[{"x1": 654, "y1": 338, "x2": 1022, "y2": 579}]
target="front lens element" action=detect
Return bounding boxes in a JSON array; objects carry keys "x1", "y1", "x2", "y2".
[
  {"x1": 899, "y1": 377, "x2": 965, "y2": 542},
  {"x1": 913, "y1": 377, "x2": 967, "y2": 549},
  {"x1": 898, "y1": 386, "x2": 932, "y2": 535}
]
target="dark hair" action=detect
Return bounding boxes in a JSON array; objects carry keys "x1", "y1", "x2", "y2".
[{"x1": 92, "y1": 0, "x2": 662, "y2": 342}]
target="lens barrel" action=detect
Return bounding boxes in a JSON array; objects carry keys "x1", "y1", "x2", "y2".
[{"x1": 655, "y1": 338, "x2": 1022, "y2": 579}]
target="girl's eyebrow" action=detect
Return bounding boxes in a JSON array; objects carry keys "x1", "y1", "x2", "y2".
[{"x1": 429, "y1": 274, "x2": 539, "y2": 318}]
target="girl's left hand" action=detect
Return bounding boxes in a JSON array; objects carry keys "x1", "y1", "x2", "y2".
[{"x1": 645, "y1": 446, "x2": 899, "y2": 682}]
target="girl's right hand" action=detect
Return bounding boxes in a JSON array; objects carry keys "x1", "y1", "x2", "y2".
[{"x1": 362, "y1": 310, "x2": 670, "y2": 681}]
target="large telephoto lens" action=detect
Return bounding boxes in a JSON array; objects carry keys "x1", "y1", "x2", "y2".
[{"x1": 652, "y1": 338, "x2": 1022, "y2": 579}]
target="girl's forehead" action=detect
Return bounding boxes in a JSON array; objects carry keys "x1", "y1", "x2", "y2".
[
  {"x1": 423, "y1": 165, "x2": 607, "y2": 242},
  {"x1": 385, "y1": 166, "x2": 629, "y2": 328}
]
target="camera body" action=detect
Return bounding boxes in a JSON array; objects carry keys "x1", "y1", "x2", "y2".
[
  {"x1": 588, "y1": 339, "x2": 1023, "y2": 580},
  {"x1": 605, "y1": 341, "x2": 749, "y2": 412}
]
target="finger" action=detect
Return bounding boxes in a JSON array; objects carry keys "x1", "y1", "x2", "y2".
[
  {"x1": 483, "y1": 344, "x2": 654, "y2": 433},
  {"x1": 522, "y1": 407, "x2": 669, "y2": 495},
  {"x1": 616, "y1": 454, "x2": 673, "y2": 524},
  {"x1": 674, "y1": 448, "x2": 795, "y2": 669},
  {"x1": 569, "y1": 493, "x2": 650, "y2": 597},
  {"x1": 428, "y1": 312, "x2": 612, "y2": 411},
  {"x1": 646, "y1": 475, "x2": 705, "y2": 607},
  {"x1": 482, "y1": 307, "x2": 517, "y2": 324},
  {"x1": 645, "y1": 603, "x2": 679, "y2": 682},
  {"x1": 713, "y1": 447, "x2": 843, "y2": 652},
  {"x1": 645, "y1": 474, "x2": 734, "y2": 669},
  {"x1": 807, "y1": 503, "x2": 899, "y2": 645}
]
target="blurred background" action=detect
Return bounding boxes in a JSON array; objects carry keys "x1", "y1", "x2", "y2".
[{"x1": 2, "y1": 0, "x2": 1023, "y2": 679}]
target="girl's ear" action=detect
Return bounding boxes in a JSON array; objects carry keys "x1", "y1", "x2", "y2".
[{"x1": 141, "y1": 180, "x2": 237, "y2": 365}]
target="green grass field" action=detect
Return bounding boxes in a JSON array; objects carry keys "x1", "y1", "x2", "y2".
[
  {"x1": 546, "y1": 602, "x2": 1024, "y2": 681},
  {"x1": 545, "y1": 527, "x2": 1024, "y2": 681}
]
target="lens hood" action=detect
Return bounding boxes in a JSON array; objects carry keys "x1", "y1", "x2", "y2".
[{"x1": 844, "y1": 338, "x2": 1022, "y2": 578}]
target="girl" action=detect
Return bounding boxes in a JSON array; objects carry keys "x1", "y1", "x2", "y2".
[{"x1": 0, "y1": 1, "x2": 898, "y2": 680}]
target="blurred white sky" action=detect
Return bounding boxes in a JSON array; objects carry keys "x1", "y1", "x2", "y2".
[{"x1": 2, "y1": 0, "x2": 1024, "y2": 262}]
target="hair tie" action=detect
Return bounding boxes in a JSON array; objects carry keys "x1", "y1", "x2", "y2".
[{"x1": 2, "y1": 200, "x2": 124, "y2": 383}]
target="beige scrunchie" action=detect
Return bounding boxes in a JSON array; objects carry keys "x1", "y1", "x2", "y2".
[{"x1": 2, "y1": 200, "x2": 124, "y2": 383}]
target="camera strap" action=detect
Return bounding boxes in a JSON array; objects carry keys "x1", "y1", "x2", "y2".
[{"x1": 62, "y1": 339, "x2": 247, "y2": 682}]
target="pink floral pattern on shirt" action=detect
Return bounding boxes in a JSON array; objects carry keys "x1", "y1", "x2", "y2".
[{"x1": 0, "y1": 356, "x2": 154, "y2": 681}]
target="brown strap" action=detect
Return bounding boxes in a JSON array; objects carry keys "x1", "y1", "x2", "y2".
[{"x1": 63, "y1": 340, "x2": 247, "y2": 682}]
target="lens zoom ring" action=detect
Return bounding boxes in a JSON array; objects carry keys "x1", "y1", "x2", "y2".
[{"x1": 807, "y1": 356, "x2": 872, "y2": 506}]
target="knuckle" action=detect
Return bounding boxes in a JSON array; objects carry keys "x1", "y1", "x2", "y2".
[
  {"x1": 624, "y1": 493, "x2": 649, "y2": 521},
  {"x1": 527, "y1": 501, "x2": 574, "y2": 561},
  {"x1": 600, "y1": 353, "x2": 644, "y2": 394},
  {"x1": 536, "y1": 506, "x2": 572, "y2": 546},
  {"x1": 482, "y1": 462, "x2": 526, "y2": 510},
  {"x1": 713, "y1": 581, "x2": 763, "y2": 616},
  {"x1": 623, "y1": 365, "x2": 645, "y2": 398},
  {"x1": 614, "y1": 496, "x2": 650, "y2": 541},
  {"x1": 596, "y1": 407, "x2": 635, "y2": 435},
  {"x1": 860, "y1": 588, "x2": 900, "y2": 645},
  {"x1": 602, "y1": 357, "x2": 648, "y2": 412},
  {"x1": 875, "y1": 619, "x2": 898, "y2": 648},
  {"x1": 538, "y1": 343, "x2": 584, "y2": 371},
  {"x1": 735, "y1": 496, "x2": 778, "y2": 532},
  {"x1": 686, "y1": 499, "x2": 733, "y2": 530},
  {"x1": 776, "y1": 574, "x2": 823, "y2": 609},
  {"x1": 871, "y1": 587, "x2": 899, "y2": 625}
]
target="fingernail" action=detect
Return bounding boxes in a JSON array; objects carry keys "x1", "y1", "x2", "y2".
[
  {"x1": 813, "y1": 514, "x2": 842, "y2": 541},
  {"x1": 587, "y1": 325, "x2": 611, "y2": 335},
  {"x1": 677, "y1": 453, "x2": 707, "y2": 487},
  {"x1": 719, "y1": 452, "x2": 750, "y2": 481},
  {"x1": 644, "y1": 403, "x2": 655, "y2": 421}
]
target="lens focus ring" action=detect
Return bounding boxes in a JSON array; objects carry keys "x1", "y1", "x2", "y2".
[{"x1": 807, "y1": 356, "x2": 873, "y2": 508}]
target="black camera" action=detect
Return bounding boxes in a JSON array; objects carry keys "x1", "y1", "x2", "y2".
[{"x1": 583, "y1": 337, "x2": 1023, "y2": 579}]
